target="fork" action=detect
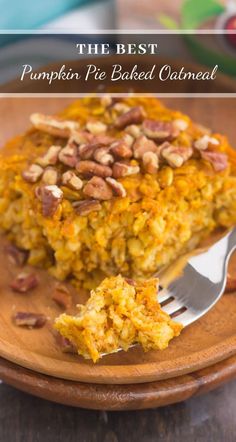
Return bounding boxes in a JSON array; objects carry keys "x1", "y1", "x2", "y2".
[{"x1": 158, "y1": 227, "x2": 236, "y2": 326}]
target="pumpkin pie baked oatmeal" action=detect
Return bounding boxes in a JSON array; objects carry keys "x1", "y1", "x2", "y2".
[
  {"x1": 54, "y1": 275, "x2": 182, "y2": 362},
  {"x1": 0, "y1": 96, "x2": 236, "y2": 292}
]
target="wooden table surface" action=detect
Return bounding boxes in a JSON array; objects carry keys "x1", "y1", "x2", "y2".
[{"x1": 0, "y1": 380, "x2": 235, "y2": 442}]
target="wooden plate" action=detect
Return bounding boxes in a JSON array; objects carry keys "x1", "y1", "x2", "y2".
[
  {"x1": 0, "y1": 354, "x2": 236, "y2": 410},
  {"x1": 0, "y1": 95, "x2": 236, "y2": 386}
]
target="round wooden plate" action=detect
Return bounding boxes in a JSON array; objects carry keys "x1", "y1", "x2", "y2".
[
  {"x1": 0, "y1": 96, "x2": 236, "y2": 387},
  {"x1": 0, "y1": 354, "x2": 236, "y2": 410}
]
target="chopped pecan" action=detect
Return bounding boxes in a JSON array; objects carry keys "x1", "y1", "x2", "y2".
[
  {"x1": 78, "y1": 143, "x2": 98, "y2": 160},
  {"x1": 142, "y1": 119, "x2": 179, "y2": 141},
  {"x1": 30, "y1": 113, "x2": 79, "y2": 138},
  {"x1": 73, "y1": 199, "x2": 102, "y2": 215},
  {"x1": 125, "y1": 278, "x2": 137, "y2": 286},
  {"x1": 142, "y1": 152, "x2": 159, "y2": 174},
  {"x1": 133, "y1": 135, "x2": 158, "y2": 159},
  {"x1": 83, "y1": 176, "x2": 113, "y2": 200},
  {"x1": 115, "y1": 106, "x2": 146, "y2": 129},
  {"x1": 5, "y1": 243, "x2": 28, "y2": 266},
  {"x1": 93, "y1": 147, "x2": 114, "y2": 166},
  {"x1": 125, "y1": 124, "x2": 141, "y2": 139},
  {"x1": 62, "y1": 171, "x2": 83, "y2": 190},
  {"x1": 92, "y1": 134, "x2": 115, "y2": 146},
  {"x1": 36, "y1": 185, "x2": 63, "y2": 217},
  {"x1": 76, "y1": 161, "x2": 112, "y2": 178},
  {"x1": 36, "y1": 145, "x2": 61, "y2": 167},
  {"x1": 112, "y1": 162, "x2": 140, "y2": 178},
  {"x1": 111, "y1": 140, "x2": 133, "y2": 159},
  {"x1": 100, "y1": 95, "x2": 113, "y2": 108},
  {"x1": 54, "y1": 331, "x2": 77, "y2": 353},
  {"x1": 200, "y1": 151, "x2": 228, "y2": 172},
  {"x1": 22, "y1": 164, "x2": 43, "y2": 183},
  {"x1": 71, "y1": 130, "x2": 94, "y2": 145},
  {"x1": 42, "y1": 167, "x2": 59, "y2": 185},
  {"x1": 13, "y1": 312, "x2": 46, "y2": 328},
  {"x1": 10, "y1": 272, "x2": 38, "y2": 293},
  {"x1": 52, "y1": 284, "x2": 72, "y2": 310},
  {"x1": 86, "y1": 121, "x2": 107, "y2": 135},
  {"x1": 162, "y1": 145, "x2": 193, "y2": 168},
  {"x1": 113, "y1": 102, "x2": 130, "y2": 114},
  {"x1": 123, "y1": 133, "x2": 134, "y2": 148},
  {"x1": 106, "y1": 177, "x2": 127, "y2": 197},
  {"x1": 58, "y1": 140, "x2": 78, "y2": 167},
  {"x1": 194, "y1": 135, "x2": 220, "y2": 151}
]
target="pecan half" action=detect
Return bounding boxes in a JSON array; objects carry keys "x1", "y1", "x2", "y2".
[
  {"x1": 200, "y1": 151, "x2": 228, "y2": 172},
  {"x1": 36, "y1": 185, "x2": 63, "y2": 217},
  {"x1": 52, "y1": 284, "x2": 72, "y2": 310},
  {"x1": 93, "y1": 147, "x2": 114, "y2": 166},
  {"x1": 194, "y1": 135, "x2": 220, "y2": 151},
  {"x1": 36, "y1": 145, "x2": 61, "y2": 167},
  {"x1": 22, "y1": 164, "x2": 43, "y2": 183},
  {"x1": 142, "y1": 151, "x2": 159, "y2": 174},
  {"x1": 133, "y1": 135, "x2": 158, "y2": 159},
  {"x1": 30, "y1": 113, "x2": 79, "y2": 138},
  {"x1": 162, "y1": 145, "x2": 193, "y2": 168},
  {"x1": 115, "y1": 106, "x2": 146, "y2": 129},
  {"x1": 58, "y1": 141, "x2": 78, "y2": 167},
  {"x1": 5, "y1": 243, "x2": 28, "y2": 266},
  {"x1": 76, "y1": 161, "x2": 112, "y2": 178},
  {"x1": 110, "y1": 140, "x2": 133, "y2": 159},
  {"x1": 106, "y1": 177, "x2": 127, "y2": 197},
  {"x1": 10, "y1": 272, "x2": 38, "y2": 293},
  {"x1": 73, "y1": 199, "x2": 102, "y2": 215},
  {"x1": 62, "y1": 171, "x2": 83, "y2": 190},
  {"x1": 112, "y1": 162, "x2": 140, "y2": 178},
  {"x1": 142, "y1": 119, "x2": 179, "y2": 141},
  {"x1": 83, "y1": 176, "x2": 113, "y2": 200},
  {"x1": 13, "y1": 312, "x2": 46, "y2": 328},
  {"x1": 86, "y1": 121, "x2": 107, "y2": 135},
  {"x1": 42, "y1": 167, "x2": 59, "y2": 185}
]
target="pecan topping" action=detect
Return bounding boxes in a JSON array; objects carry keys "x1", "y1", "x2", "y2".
[
  {"x1": 30, "y1": 113, "x2": 79, "y2": 138},
  {"x1": 113, "y1": 102, "x2": 130, "y2": 114},
  {"x1": 173, "y1": 119, "x2": 189, "y2": 131},
  {"x1": 123, "y1": 133, "x2": 134, "y2": 148},
  {"x1": 101, "y1": 95, "x2": 113, "y2": 108},
  {"x1": 111, "y1": 140, "x2": 133, "y2": 159},
  {"x1": 36, "y1": 145, "x2": 61, "y2": 167},
  {"x1": 194, "y1": 135, "x2": 220, "y2": 151},
  {"x1": 92, "y1": 134, "x2": 115, "y2": 146},
  {"x1": 58, "y1": 141, "x2": 78, "y2": 167},
  {"x1": 162, "y1": 145, "x2": 193, "y2": 168},
  {"x1": 142, "y1": 152, "x2": 159, "y2": 174},
  {"x1": 112, "y1": 162, "x2": 140, "y2": 178},
  {"x1": 22, "y1": 164, "x2": 43, "y2": 183},
  {"x1": 200, "y1": 151, "x2": 228, "y2": 172},
  {"x1": 62, "y1": 171, "x2": 83, "y2": 190},
  {"x1": 36, "y1": 185, "x2": 63, "y2": 217},
  {"x1": 86, "y1": 121, "x2": 107, "y2": 135},
  {"x1": 115, "y1": 106, "x2": 146, "y2": 129},
  {"x1": 10, "y1": 272, "x2": 39, "y2": 293},
  {"x1": 142, "y1": 119, "x2": 179, "y2": 141},
  {"x1": 106, "y1": 177, "x2": 127, "y2": 197},
  {"x1": 13, "y1": 312, "x2": 46, "y2": 328},
  {"x1": 42, "y1": 167, "x2": 59, "y2": 185},
  {"x1": 93, "y1": 147, "x2": 114, "y2": 166},
  {"x1": 133, "y1": 135, "x2": 158, "y2": 159},
  {"x1": 71, "y1": 130, "x2": 94, "y2": 145},
  {"x1": 83, "y1": 176, "x2": 113, "y2": 200},
  {"x1": 76, "y1": 161, "x2": 112, "y2": 178},
  {"x1": 73, "y1": 199, "x2": 102, "y2": 215},
  {"x1": 52, "y1": 284, "x2": 72, "y2": 310},
  {"x1": 5, "y1": 243, "x2": 28, "y2": 266},
  {"x1": 125, "y1": 124, "x2": 141, "y2": 139},
  {"x1": 78, "y1": 143, "x2": 97, "y2": 160},
  {"x1": 54, "y1": 331, "x2": 77, "y2": 353}
]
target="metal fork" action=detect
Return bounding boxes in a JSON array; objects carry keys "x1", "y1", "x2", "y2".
[{"x1": 158, "y1": 227, "x2": 236, "y2": 326}]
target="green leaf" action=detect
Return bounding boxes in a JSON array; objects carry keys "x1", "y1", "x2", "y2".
[
  {"x1": 182, "y1": 0, "x2": 225, "y2": 29},
  {"x1": 157, "y1": 14, "x2": 179, "y2": 30}
]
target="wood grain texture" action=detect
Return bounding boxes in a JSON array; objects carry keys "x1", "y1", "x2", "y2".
[{"x1": 0, "y1": 354, "x2": 235, "y2": 410}]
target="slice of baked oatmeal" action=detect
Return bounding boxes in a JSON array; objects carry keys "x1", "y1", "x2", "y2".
[{"x1": 54, "y1": 275, "x2": 182, "y2": 362}]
